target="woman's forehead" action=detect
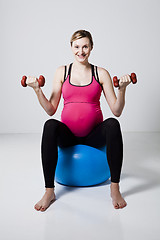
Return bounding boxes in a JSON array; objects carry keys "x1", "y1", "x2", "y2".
[{"x1": 73, "y1": 37, "x2": 90, "y2": 45}]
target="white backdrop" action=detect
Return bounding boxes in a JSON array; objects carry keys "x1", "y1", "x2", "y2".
[{"x1": 0, "y1": 0, "x2": 160, "y2": 133}]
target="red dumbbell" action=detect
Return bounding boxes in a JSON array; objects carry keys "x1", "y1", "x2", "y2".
[
  {"x1": 21, "y1": 75, "x2": 45, "y2": 87},
  {"x1": 113, "y1": 73, "x2": 137, "y2": 88}
]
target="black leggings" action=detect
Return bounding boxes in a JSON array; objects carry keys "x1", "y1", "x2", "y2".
[{"x1": 41, "y1": 118, "x2": 123, "y2": 188}]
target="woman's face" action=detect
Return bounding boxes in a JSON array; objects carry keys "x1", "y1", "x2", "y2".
[{"x1": 71, "y1": 37, "x2": 92, "y2": 63}]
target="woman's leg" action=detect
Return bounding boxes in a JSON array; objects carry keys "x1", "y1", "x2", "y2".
[
  {"x1": 35, "y1": 119, "x2": 78, "y2": 211},
  {"x1": 41, "y1": 119, "x2": 78, "y2": 188},
  {"x1": 84, "y1": 118, "x2": 127, "y2": 209}
]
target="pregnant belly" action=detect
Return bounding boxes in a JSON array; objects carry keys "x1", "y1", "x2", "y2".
[{"x1": 61, "y1": 103, "x2": 103, "y2": 137}]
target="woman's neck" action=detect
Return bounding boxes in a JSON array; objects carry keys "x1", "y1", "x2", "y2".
[{"x1": 72, "y1": 60, "x2": 90, "y2": 71}]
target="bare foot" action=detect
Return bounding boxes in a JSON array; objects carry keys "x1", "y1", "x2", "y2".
[
  {"x1": 110, "y1": 182, "x2": 127, "y2": 209},
  {"x1": 34, "y1": 188, "x2": 56, "y2": 212}
]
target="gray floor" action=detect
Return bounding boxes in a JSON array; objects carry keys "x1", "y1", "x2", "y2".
[{"x1": 0, "y1": 132, "x2": 160, "y2": 240}]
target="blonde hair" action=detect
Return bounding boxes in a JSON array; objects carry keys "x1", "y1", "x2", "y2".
[{"x1": 70, "y1": 30, "x2": 93, "y2": 49}]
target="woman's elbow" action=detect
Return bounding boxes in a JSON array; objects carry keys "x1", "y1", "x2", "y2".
[
  {"x1": 48, "y1": 109, "x2": 56, "y2": 116},
  {"x1": 48, "y1": 112, "x2": 54, "y2": 116},
  {"x1": 112, "y1": 105, "x2": 124, "y2": 117},
  {"x1": 112, "y1": 110, "x2": 122, "y2": 117},
  {"x1": 114, "y1": 112, "x2": 121, "y2": 117},
  {"x1": 47, "y1": 107, "x2": 56, "y2": 116}
]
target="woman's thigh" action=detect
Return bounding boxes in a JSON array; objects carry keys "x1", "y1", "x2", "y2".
[
  {"x1": 57, "y1": 120, "x2": 79, "y2": 148},
  {"x1": 83, "y1": 118, "x2": 121, "y2": 148},
  {"x1": 83, "y1": 120, "x2": 107, "y2": 148}
]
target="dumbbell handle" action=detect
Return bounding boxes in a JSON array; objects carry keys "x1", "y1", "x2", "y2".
[
  {"x1": 113, "y1": 73, "x2": 137, "y2": 88},
  {"x1": 21, "y1": 75, "x2": 45, "y2": 87}
]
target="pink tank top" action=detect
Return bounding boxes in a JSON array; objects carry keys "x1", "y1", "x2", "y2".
[{"x1": 61, "y1": 63, "x2": 103, "y2": 137}]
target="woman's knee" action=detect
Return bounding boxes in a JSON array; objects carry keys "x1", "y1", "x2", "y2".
[
  {"x1": 43, "y1": 119, "x2": 60, "y2": 132},
  {"x1": 103, "y1": 118, "x2": 122, "y2": 135},
  {"x1": 104, "y1": 117, "x2": 120, "y2": 128}
]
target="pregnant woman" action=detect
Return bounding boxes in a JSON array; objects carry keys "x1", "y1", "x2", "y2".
[{"x1": 25, "y1": 30, "x2": 132, "y2": 211}]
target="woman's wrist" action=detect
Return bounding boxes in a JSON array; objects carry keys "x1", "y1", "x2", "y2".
[
  {"x1": 34, "y1": 86, "x2": 42, "y2": 94},
  {"x1": 118, "y1": 86, "x2": 126, "y2": 93}
]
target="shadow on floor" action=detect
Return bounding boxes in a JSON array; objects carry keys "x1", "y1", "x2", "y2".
[
  {"x1": 121, "y1": 165, "x2": 160, "y2": 198},
  {"x1": 56, "y1": 179, "x2": 111, "y2": 199}
]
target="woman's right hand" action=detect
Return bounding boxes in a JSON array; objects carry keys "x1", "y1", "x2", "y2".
[{"x1": 26, "y1": 76, "x2": 40, "y2": 90}]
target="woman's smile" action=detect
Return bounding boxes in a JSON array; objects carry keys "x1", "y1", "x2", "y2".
[{"x1": 78, "y1": 55, "x2": 86, "y2": 58}]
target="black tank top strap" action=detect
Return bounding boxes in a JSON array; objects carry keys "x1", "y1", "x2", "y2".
[
  {"x1": 91, "y1": 64, "x2": 99, "y2": 82},
  {"x1": 95, "y1": 66, "x2": 100, "y2": 82},
  {"x1": 68, "y1": 63, "x2": 73, "y2": 75},
  {"x1": 64, "y1": 63, "x2": 73, "y2": 82},
  {"x1": 93, "y1": 65, "x2": 103, "y2": 89},
  {"x1": 64, "y1": 65, "x2": 67, "y2": 82},
  {"x1": 91, "y1": 64, "x2": 94, "y2": 78}
]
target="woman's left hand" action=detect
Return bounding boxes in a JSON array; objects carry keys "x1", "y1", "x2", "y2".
[{"x1": 119, "y1": 74, "x2": 131, "y2": 90}]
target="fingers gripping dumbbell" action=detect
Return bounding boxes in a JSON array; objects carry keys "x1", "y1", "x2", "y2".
[
  {"x1": 21, "y1": 75, "x2": 45, "y2": 87},
  {"x1": 113, "y1": 73, "x2": 137, "y2": 88}
]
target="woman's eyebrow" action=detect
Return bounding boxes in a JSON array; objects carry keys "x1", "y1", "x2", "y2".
[{"x1": 75, "y1": 44, "x2": 89, "y2": 46}]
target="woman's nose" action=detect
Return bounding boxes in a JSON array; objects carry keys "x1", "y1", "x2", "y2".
[{"x1": 79, "y1": 48, "x2": 83, "y2": 54}]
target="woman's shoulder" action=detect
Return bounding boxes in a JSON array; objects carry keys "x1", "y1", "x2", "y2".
[
  {"x1": 95, "y1": 66, "x2": 109, "y2": 76},
  {"x1": 55, "y1": 64, "x2": 70, "y2": 83},
  {"x1": 55, "y1": 64, "x2": 69, "y2": 76},
  {"x1": 56, "y1": 65, "x2": 66, "y2": 72},
  {"x1": 95, "y1": 65, "x2": 109, "y2": 74},
  {"x1": 56, "y1": 64, "x2": 70, "y2": 73},
  {"x1": 94, "y1": 65, "x2": 110, "y2": 84}
]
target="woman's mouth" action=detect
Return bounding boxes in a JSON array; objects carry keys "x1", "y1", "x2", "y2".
[{"x1": 78, "y1": 55, "x2": 86, "y2": 58}]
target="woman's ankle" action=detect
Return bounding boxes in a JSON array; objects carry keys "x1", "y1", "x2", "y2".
[
  {"x1": 45, "y1": 187, "x2": 55, "y2": 193},
  {"x1": 111, "y1": 182, "x2": 119, "y2": 189}
]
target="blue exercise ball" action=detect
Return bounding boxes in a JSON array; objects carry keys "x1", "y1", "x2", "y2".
[{"x1": 55, "y1": 144, "x2": 110, "y2": 187}]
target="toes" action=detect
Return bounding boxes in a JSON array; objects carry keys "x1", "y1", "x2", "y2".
[
  {"x1": 34, "y1": 204, "x2": 42, "y2": 211},
  {"x1": 123, "y1": 201, "x2": 127, "y2": 208},
  {"x1": 119, "y1": 201, "x2": 127, "y2": 209},
  {"x1": 113, "y1": 201, "x2": 127, "y2": 209},
  {"x1": 35, "y1": 204, "x2": 46, "y2": 212},
  {"x1": 114, "y1": 202, "x2": 120, "y2": 209},
  {"x1": 115, "y1": 206, "x2": 119, "y2": 209},
  {"x1": 34, "y1": 197, "x2": 55, "y2": 212},
  {"x1": 40, "y1": 200, "x2": 55, "y2": 211},
  {"x1": 40, "y1": 205, "x2": 47, "y2": 212},
  {"x1": 40, "y1": 208, "x2": 46, "y2": 212}
]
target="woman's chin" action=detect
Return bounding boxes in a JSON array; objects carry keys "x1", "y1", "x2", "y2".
[{"x1": 75, "y1": 56, "x2": 88, "y2": 62}]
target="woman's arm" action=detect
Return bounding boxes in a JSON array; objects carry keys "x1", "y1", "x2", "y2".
[
  {"x1": 26, "y1": 66, "x2": 64, "y2": 116},
  {"x1": 99, "y1": 68, "x2": 131, "y2": 117}
]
